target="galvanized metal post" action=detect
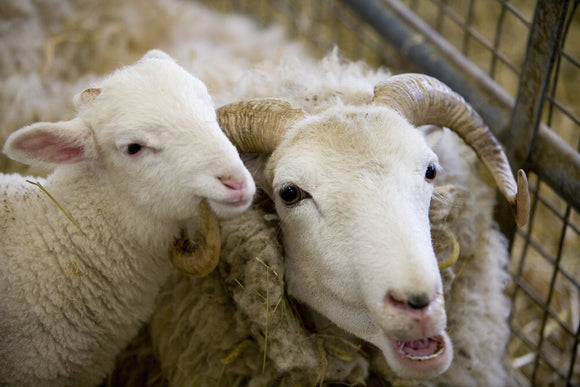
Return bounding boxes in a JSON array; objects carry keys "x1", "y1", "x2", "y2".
[
  {"x1": 496, "y1": 0, "x2": 570, "y2": 239},
  {"x1": 513, "y1": 3, "x2": 572, "y2": 381},
  {"x1": 506, "y1": 0, "x2": 569, "y2": 168}
]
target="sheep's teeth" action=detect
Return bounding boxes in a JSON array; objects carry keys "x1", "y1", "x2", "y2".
[
  {"x1": 401, "y1": 345, "x2": 444, "y2": 361},
  {"x1": 398, "y1": 338, "x2": 444, "y2": 361}
]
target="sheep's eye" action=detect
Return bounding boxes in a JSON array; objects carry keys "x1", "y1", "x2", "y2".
[
  {"x1": 425, "y1": 163, "x2": 437, "y2": 181},
  {"x1": 126, "y1": 143, "x2": 143, "y2": 155},
  {"x1": 279, "y1": 184, "x2": 308, "y2": 205}
]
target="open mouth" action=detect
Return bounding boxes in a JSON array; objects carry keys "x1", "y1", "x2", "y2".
[
  {"x1": 396, "y1": 335, "x2": 445, "y2": 361},
  {"x1": 388, "y1": 333, "x2": 450, "y2": 376}
]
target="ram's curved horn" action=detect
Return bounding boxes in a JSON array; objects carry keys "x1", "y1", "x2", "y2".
[
  {"x1": 216, "y1": 99, "x2": 307, "y2": 154},
  {"x1": 373, "y1": 74, "x2": 530, "y2": 227},
  {"x1": 169, "y1": 200, "x2": 221, "y2": 277}
]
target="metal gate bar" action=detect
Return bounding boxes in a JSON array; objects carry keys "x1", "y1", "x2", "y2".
[
  {"x1": 341, "y1": 0, "x2": 580, "y2": 215},
  {"x1": 507, "y1": 0, "x2": 568, "y2": 172},
  {"x1": 507, "y1": 2, "x2": 576, "y2": 382}
]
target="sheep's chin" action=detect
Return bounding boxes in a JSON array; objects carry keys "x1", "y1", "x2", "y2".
[
  {"x1": 383, "y1": 332, "x2": 453, "y2": 380},
  {"x1": 207, "y1": 197, "x2": 253, "y2": 219}
]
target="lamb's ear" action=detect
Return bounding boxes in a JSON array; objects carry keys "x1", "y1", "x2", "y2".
[
  {"x1": 242, "y1": 153, "x2": 273, "y2": 198},
  {"x1": 142, "y1": 49, "x2": 173, "y2": 61},
  {"x1": 73, "y1": 88, "x2": 101, "y2": 110},
  {"x1": 3, "y1": 118, "x2": 97, "y2": 167}
]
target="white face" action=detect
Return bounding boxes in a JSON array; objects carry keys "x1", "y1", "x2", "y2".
[
  {"x1": 4, "y1": 52, "x2": 255, "y2": 223},
  {"x1": 266, "y1": 106, "x2": 452, "y2": 379},
  {"x1": 82, "y1": 55, "x2": 256, "y2": 221}
]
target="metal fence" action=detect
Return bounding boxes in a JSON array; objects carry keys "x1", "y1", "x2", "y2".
[{"x1": 199, "y1": 0, "x2": 579, "y2": 385}]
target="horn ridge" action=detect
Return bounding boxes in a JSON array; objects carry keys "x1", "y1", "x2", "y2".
[
  {"x1": 217, "y1": 99, "x2": 306, "y2": 154},
  {"x1": 373, "y1": 73, "x2": 530, "y2": 226}
]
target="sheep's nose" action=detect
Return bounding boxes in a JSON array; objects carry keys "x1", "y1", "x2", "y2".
[
  {"x1": 407, "y1": 293, "x2": 431, "y2": 310},
  {"x1": 381, "y1": 289, "x2": 446, "y2": 340},
  {"x1": 218, "y1": 176, "x2": 247, "y2": 191},
  {"x1": 387, "y1": 290, "x2": 431, "y2": 311}
]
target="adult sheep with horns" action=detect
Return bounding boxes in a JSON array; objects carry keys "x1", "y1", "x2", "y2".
[
  {"x1": 121, "y1": 50, "x2": 532, "y2": 385},
  {"x1": 212, "y1": 73, "x2": 529, "y2": 381}
]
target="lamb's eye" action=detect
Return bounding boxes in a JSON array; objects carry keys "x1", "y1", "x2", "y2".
[
  {"x1": 279, "y1": 184, "x2": 309, "y2": 205},
  {"x1": 425, "y1": 163, "x2": 437, "y2": 181},
  {"x1": 126, "y1": 143, "x2": 143, "y2": 155}
]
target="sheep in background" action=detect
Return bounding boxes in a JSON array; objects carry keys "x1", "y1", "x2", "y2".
[
  {"x1": 0, "y1": 0, "x2": 176, "y2": 174},
  {"x1": 138, "y1": 52, "x2": 529, "y2": 385},
  {"x1": 0, "y1": 0, "x2": 309, "y2": 175},
  {"x1": 0, "y1": 49, "x2": 255, "y2": 385}
]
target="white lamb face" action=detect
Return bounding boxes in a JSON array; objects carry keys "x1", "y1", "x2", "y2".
[
  {"x1": 265, "y1": 106, "x2": 452, "y2": 379},
  {"x1": 4, "y1": 51, "x2": 255, "y2": 222},
  {"x1": 83, "y1": 55, "x2": 255, "y2": 221}
]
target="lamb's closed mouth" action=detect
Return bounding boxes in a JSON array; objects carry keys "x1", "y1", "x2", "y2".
[
  {"x1": 212, "y1": 196, "x2": 252, "y2": 208},
  {"x1": 225, "y1": 197, "x2": 252, "y2": 207}
]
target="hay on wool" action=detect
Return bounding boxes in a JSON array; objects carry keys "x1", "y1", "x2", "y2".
[
  {"x1": 25, "y1": 179, "x2": 81, "y2": 230},
  {"x1": 130, "y1": 193, "x2": 370, "y2": 386}
]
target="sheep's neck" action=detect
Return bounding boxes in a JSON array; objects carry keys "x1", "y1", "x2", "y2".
[
  {"x1": 25, "y1": 169, "x2": 179, "y2": 334},
  {"x1": 0, "y1": 169, "x2": 182, "y2": 384}
]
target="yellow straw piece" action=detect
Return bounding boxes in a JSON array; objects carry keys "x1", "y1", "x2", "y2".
[
  {"x1": 64, "y1": 260, "x2": 83, "y2": 277},
  {"x1": 26, "y1": 180, "x2": 81, "y2": 230},
  {"x1": 220, "y1": 340, "x2": 252, "y2": 365}
]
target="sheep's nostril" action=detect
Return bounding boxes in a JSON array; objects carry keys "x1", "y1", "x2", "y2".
[
  {"x1": 218, "y1": 176, "x2": 246, "y2": 191},
  {"x1": 387, "y1": 291, "x2": 431, "y2": 310},
  {"x1": 407, "y1": 293, "x2": 431, "y2": 310}
]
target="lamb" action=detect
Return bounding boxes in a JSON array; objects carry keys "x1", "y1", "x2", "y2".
[
  {"x1": 0, "y1": 49, "x2": 255, "y2": 385},
  {"x1": 132, "y1": 53, "x2": 530, "y2": 386}
]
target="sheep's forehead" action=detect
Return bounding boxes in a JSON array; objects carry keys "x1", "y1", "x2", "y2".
[
  {"x1": 275, "y1": 106, "x2": 433, "y2": 176},
  {"x1": 95, "y1": 58, "x2": 215, "y2": 127}
]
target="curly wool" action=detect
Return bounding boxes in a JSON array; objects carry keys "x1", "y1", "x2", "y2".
[
  {"x1": 423, "y1": 131, "x2": 514, "y2": 386},
  {"x1": 147, "y1": 194, "x2": 369, "y2": 386}
]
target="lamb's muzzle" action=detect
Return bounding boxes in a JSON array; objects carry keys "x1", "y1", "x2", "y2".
[{"x1": 372, "y1": 73, "x2": 530, "y2": 227}]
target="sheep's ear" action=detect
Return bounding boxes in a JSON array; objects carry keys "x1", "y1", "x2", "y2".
[
  {"x1": 73, "y1": 88, "x2": 101, "y2": 110},
  {"x1": 3, "y1": 118, "x2": 96, "y2": 167},
  {"x1": 142, "y1": 49, "x2": 173, "y2": 61},
  {"x1": 242, "y1": 153, "x2": 273, "y2": 198}
]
